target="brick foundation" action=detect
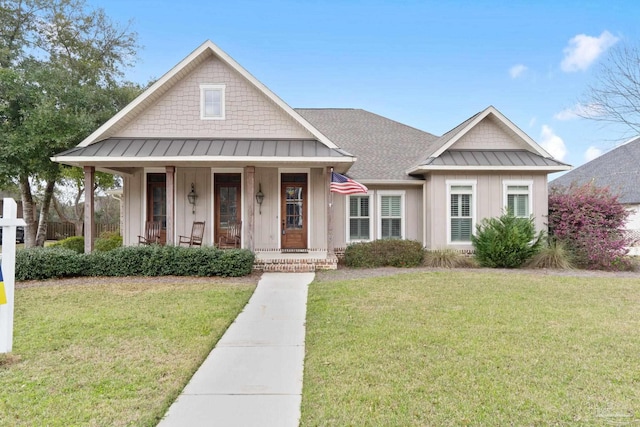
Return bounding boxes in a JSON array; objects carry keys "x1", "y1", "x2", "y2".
[{"x1": 254, "y1": 256, "x2": 338, "y2": 272}]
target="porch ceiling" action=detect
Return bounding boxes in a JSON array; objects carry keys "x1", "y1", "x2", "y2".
[{"x1": 52, "y1": 138, "x2": 356, "y2": 173}]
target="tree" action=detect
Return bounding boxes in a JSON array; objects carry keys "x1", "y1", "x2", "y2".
[
  {"x1": 0, "y1": 0, "x2": 139, "y2": 247},
  {"x1": 582, "y1": 43, "x2": 640, "y2": 135}
]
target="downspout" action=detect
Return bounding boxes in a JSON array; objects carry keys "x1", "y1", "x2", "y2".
[{"x1": 422, "y1": 180, "x2": 428, "y2": 249}]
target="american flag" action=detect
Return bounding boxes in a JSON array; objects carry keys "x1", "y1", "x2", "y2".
[{"x1": 330, "y1": 172, "x2": 368, "y2": 195}]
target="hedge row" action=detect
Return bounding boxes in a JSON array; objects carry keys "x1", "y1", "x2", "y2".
[
  {"x1": 16, "y1": 245, "x2": 255, "y2": 281},
  {"x1": 344, "y1": 239, "x2": 424, "y2": 268}
]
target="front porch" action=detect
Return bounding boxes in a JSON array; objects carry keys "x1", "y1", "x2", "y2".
[{"x1": 254, "y1": 250, "x2": 338, "y2": 272}]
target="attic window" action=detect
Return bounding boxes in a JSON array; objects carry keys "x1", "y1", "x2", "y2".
[{"x1": 200, "y1": 84, "x2": 225, "y2": 120}]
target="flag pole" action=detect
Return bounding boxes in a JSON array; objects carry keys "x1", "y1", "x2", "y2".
[{"x1": 329, "y1": 167, "x2": 334, "y2": 208}]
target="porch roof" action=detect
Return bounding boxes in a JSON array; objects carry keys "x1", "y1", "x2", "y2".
[
  {"x1": 52, "y1": 138, "x2": 355, "y2": 173},
  {"x1": 410, "y1": 149, "x2": 570, "y2": 172}
]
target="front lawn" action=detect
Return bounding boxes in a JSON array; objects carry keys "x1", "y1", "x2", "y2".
[
  {"x1": 0, "y1": 279, "x2": 255, "y2": 426},
  {"x1": 302, "y1": 271, "x2": 640, "y2": 425}
]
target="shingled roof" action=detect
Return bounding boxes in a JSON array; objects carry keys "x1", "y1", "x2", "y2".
[
  {"x1": 550, "y1": 136, "x2": 640, "y2": 204},
  {"x1": 296, "y1": 108, "x2": 439, "y2": 181}
]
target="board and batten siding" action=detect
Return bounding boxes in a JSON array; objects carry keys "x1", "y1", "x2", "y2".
[
  {"x1": 123, "y1": 171, "x2": 143, "y2": 247},
  {"x1": 333, "y1": 185, "x2": 425, "y2": 249},
  {"x1": 254, "y1": 167, "x2": 279, "y2": 250},
  {"x1": 176, "y1": 168, "x2": 212, "y2": 245},
  {"x1": 428, "y1": 172, "x2": 549, "y2": 250}
]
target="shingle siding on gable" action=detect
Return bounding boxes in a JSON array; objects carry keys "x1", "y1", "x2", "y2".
[
  {"x1": 451, "y1": 117, "x2": 530, "y2": 151},
  {"x1": 116, "y1": 55, "x2": 313, "y2": 139}
]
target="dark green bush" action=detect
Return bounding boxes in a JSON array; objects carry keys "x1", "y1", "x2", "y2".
[
  {"x1": 50, "y1": 236, "x2": 85, "y2": 254},
  {"x1": 94, "y1": 231, "x2": 123, "y2": 252},
  {"x1": 17, "y1": 245, "x2": 255, "y2": 280},
  {"x1": 344, "y1": 239, "x2": 424, "y2": 268},
  {"x1": 471, "y1": 212, "x2": 543, "y2": 268},
  {"x1": 16, "y1": 247, "x2": 85, "y2": 281}
]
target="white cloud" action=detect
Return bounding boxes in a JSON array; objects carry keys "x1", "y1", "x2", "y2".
[
  {"x1": 554, "y1": 103, "x2": 604, "y2": 120},
  {"x1": 540, "y1": 125, "x2": 567, "y2": 161},
  {"x1": 584, "y1": 146, "x2": 603, "y2": 162},
  {"x1": 560, "y1": 30, "x2": 619, "y2": 72},
  {"x1": 528, "y1": 117, "x2": 537, "y2": 128},
  {"x1": 509, "y1": 64, "x2": 528, "y2": 79}
]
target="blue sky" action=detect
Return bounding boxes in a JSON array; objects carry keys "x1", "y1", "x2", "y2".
[{"x1": 90, "y1": 0, "x2": 639, "y2": 173}]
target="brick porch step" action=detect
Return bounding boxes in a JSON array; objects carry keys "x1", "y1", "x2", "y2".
[{"x1": 253, "y1": 254, "x2": 337, "y2": 273}]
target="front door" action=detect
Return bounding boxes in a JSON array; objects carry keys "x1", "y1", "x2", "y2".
[
  {"x1": 281, "y1": 173, "x2": 307, "y2": 249},
  {"x1": 215, "y1": 174, "x2": 241, "y2": 246},
  {"x1": 146, "y1": 173, "x2": 166, "y2": 244}
]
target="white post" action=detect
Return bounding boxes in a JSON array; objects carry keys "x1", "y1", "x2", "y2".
[{"x1": 0, "y1": 198, "x2": 26, "y2": 353}]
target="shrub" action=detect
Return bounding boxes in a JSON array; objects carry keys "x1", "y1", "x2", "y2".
[
  {"x1": 94, "y1": 231, "x2": 123, "y2": 252},
  {"x1": 16, "y1": 247, "x2": 85, "y2": 281},
  {"x1": 344, "y1": 239, "x2": 424, "y2": 268},
  {"x1": 50, "y1": 236, "x2": 85, "y2": 254},
  {"x1": 18, "y1": 245, "x2": 255, "y2": 281},
  {"x1": 549, "y1": 183, "x2": 631, "y2": 270},
  {"x1": 525, "y1": 240, "x2": 575, "y2": 269},
  {"x1": 472, "y1": 212, "x2": 543, "y2": 268},
  {"x1": 423, "y1": 249, "x2": 477, "y2": 268}
]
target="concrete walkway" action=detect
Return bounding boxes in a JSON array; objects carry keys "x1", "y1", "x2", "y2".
[{"x1": 158, "y1": 272, "x2": 315, "y2": 427}]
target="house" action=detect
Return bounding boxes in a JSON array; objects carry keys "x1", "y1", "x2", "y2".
[
  {"x1": 52, "y1": 40, "x2": 570, "y2": 270},
  {"x1": 550, "y1": 136, "x2": 640, "y2": 254}
]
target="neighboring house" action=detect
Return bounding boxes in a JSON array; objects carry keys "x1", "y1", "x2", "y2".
[
  {"x1": 52, "y1": 40, "x2": 570, "y2": 269},
  {"x1": 550, "y1": 136, "x2": 640, "y2": 254}
]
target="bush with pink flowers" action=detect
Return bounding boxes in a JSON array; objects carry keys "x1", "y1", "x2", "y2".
[{"x1": 548, "y1": 183, "x2": 632, "y2": 270}]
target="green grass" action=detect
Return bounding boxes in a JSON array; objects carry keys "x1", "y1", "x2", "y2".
[
  {"x1": 302, "y1": 271, "x2": 640, "y2": 426},
  {"x1": 0, "y1": 280, "x2": 255, "y2": 426}
]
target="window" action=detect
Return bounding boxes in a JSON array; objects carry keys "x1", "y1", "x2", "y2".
[
  {"x1": 504, "y1": 181, "x2": 532, "y2": 217},
  {"x1": 448, "y1": 181, "x2": 475, "y2": 243},
  {"x1": 378, "y1": 191, "x2": 404, "y2": 239},
  {"x1": 348, "y1": 195, "x2": 371, "y2": 241},
  {"x1": 200, "y1": 84, "x2": 225, "y2": 119}
]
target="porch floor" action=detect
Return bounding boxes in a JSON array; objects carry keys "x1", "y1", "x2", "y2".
[{"x1": 254, "y1": 250, "x2": 338, "y2": 272}]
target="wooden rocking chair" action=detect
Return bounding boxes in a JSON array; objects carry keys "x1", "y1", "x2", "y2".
[
  {"x1": 138, "y1": 221, "x2": 162, "y2": 245},
  {"x1": 218, "y1": 221, "x2": 242, "y2": 249},
  {"x1": 179, "y1": 221, "x2": 206, "y2": 247}
]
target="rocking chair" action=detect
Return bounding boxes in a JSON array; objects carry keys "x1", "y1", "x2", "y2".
[
  {"x1": 179, "y1": 221, "x2": 206, "y2": 247},
  {"x1": 138, "y1": 221, "x2": 162, "y2": 245},
  {"x1": 218, "y1": 221, "x2": 242, "y2": 249}
]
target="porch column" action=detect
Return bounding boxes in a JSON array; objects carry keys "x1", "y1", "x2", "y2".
[
  {"x1": 326, "y1": 166, "x2": 334, "y2": 256},
  {"x1": 83, "y1": 166, "x2": 95, "y2": 254},
  {"x1": 245, "y1": 166, "x2": 255, "y2": 251},
  {"x1": 166, "y1": 166, "x2": 175, "y2": 245}
]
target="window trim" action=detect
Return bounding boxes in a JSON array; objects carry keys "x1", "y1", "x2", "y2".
[
  {"x1": 346, "y1": 192, "x2": 373, "y2": 243},
  {"x1": 376, "y1": 190, "x2": 405, "y2": 240},
  {"x1": 446, "y1": 180, "x2": 476, "y2": 245},
  {"x1": 503, "y1": 180, "x2": 533, "y2": 218},
  {"x1": 200, "y1": 84, "x2": 226, "y2": 120}
]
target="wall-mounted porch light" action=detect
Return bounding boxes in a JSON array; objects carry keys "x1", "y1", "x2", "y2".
[
  {"x1": 255, "y1": 183, "x2": 265, "y2": 214},
  {"x1": 187, "y1": 183, "x2": 198, "y2": 214}
]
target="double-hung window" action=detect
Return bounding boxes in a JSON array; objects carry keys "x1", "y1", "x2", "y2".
[
  {"x1": 378, "y1": 191, "x2": 404, "y2": 239},
  {"x1": 504, "y1": 181, "x2": 532, "y2": 217},
  {"x1": 200, "y1": 84, "x2": 225, "y2": 120},
  {"x1": 448, "y1": 181, "x2": 475, "y2": 243},
  {"x1": 348, "y1": 195, "x2": 371, "y2": 241}
]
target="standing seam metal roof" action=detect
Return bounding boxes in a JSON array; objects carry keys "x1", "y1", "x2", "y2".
[{"x1": 55, "y1": 138, "x2": 351, "y2": 159}]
